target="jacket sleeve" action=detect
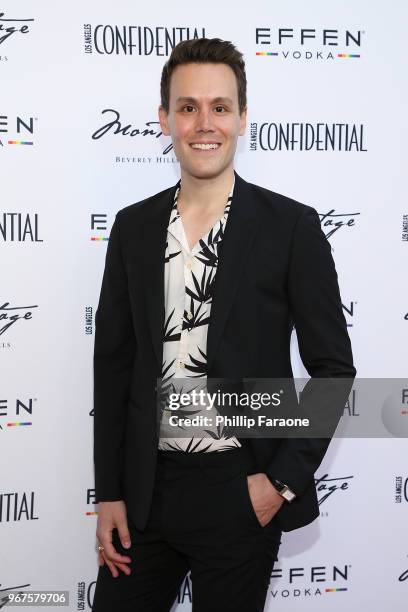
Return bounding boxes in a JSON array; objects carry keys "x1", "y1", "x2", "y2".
[
  {"x1": 266, "y1": 206, "x2": 356, "y2": 497},
  {"x1": 93, "y1": 210, "x2": 137, "y2": 502}
]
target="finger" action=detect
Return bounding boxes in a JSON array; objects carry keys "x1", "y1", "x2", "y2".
[
  {"x1": 103, "y1": 543, "x2": 132, "y2": 564},
  {"x1": 103, "y1": 554, "x2": 132, "y2": 576},
  {"x1": 100, "y1": 536, "x2": 132, "y2": 564},
  {"x1": 117, "y1": 522, "x2": 132, "y2": 550},
  {"x1": 112, "y1": 561, "x2": 132, "y2": 576},
  {"x1": 104, "y1": 556, "x2": 119, "y2": 578}
]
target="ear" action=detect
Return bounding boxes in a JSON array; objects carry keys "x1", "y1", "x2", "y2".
[
  {"x1": 158, "y1": 105, "x2": 171, "y2": 136},
  {"x1": 239, "y1": 107, "x2": 247, "y2": 136}
]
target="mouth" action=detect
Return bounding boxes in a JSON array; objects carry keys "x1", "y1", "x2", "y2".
[{"x1": 189, "y1": 142, "x2": 221, "y2": 151}]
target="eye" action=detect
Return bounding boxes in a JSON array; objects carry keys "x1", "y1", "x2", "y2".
[
  {"x1": 215, "y1": 106, "x2": 227, "y2": 113},
  {"x1": 182, "y1": 105, "x2": 196, "y2": 112}
]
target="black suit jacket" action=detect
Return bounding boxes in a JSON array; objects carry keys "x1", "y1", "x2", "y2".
[{"x1": 93, "y1": 171, "x2": 356, "y2": 532}]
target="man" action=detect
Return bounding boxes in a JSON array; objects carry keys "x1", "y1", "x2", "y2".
[{"x1": 92, "y1": 38, "x2": 356, "y2": 611}]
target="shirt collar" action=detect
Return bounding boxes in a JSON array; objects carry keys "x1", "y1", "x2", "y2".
[{"x1": 167, "y1": 176, "x2": 235, "y2": 248}]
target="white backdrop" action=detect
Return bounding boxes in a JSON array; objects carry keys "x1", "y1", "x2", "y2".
[{"x1": 1, "y1": 1, "x2": 407, "y2": 610}]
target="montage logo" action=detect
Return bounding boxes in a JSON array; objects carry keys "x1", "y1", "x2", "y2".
[
  {"x1": 315, "y1": 473, "x2": 354, "y2": 506},
  {"x1": 271, "y1": 561, "x2": 351, "y2": 599},
  {"x1": 317, "y1": 210, "x2": 360, "y2": 240},
  {"x1": 0, "y1": 301, "x2": 38, "y2": 343},
  {"x1": 91, "y1": 108, "x2": 178, "y2": 164},
  {"x1": 0, "y1": 212, "x2": 42, "y2": 240},
  {"x1": 0, "y1": 12, "x2": 34, "y2": 58},
  {"x1": 249, "y1": 121, "x2": 367, "y2": 152},
  {"x1": 0, "y1": 114, "x2": 38, "y2": 147},
  {"x1": 255, "y1": 26, "x2": 364, "y2": 61},
  {"x1": 83, "y1": 23, "x2": 205, "y2": 56},
  {"x1": 0, "y1": 396, "x2": 36, "y2": 431}
]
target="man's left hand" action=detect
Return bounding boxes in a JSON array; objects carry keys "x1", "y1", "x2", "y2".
[{"x1": 246, "y1": 473, "x2": 285, "y2": 527}]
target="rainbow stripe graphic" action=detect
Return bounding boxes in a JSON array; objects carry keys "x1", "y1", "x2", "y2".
[
  {"x1": 256, "y1": 52, "x2": 360, "y2": 59},
  {"x1": 325, "y1": 587, "x2": 348, "y2": 592},
  {"x1": 86, "y1": 511, "x2": 99, "y2": 516},
  {"x1": 91, "y1": 237, "x2": 109, "y2": 241},
  {"x1": 8, "y1": 140, "x2": 34, "y2": 145},
  {"x1": 7, "y1": 422, "x2": 32, "y2": 427}
]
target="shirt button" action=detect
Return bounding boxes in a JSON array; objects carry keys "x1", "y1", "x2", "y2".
[
  {"x1": 187, "y1": 312, "x2": 193, "y2": 319},
  {"x1": 186, "y1": 260, "x2": 193, "y2": 269},
  {"x1": 178, "y1": 361, "x2": 185, "y2": 368}
]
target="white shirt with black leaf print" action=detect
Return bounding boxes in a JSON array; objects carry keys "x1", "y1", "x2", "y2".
[{"x1": 158, "y1": 178, "x2": 241, "y2": 452}]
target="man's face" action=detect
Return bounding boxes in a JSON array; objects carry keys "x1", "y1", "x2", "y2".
[{"x1": 159, "y1": 62, "x2": 247, "y2": 180}]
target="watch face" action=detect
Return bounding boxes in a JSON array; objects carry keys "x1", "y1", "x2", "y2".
[
  {"x1": 282, "y1": 488, "x2": 296, "y2": 502},
  {"x1": 271, "y1": 478, "x2": 296, "y2": 501}
]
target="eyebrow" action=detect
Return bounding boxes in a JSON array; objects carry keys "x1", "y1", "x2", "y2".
[{"x1": 175, "y1": 96, "x2": 234, "y2": 105}]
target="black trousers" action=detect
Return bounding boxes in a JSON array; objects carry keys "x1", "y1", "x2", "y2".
[{"x1": 92, "y1": 446, "x2": 282, "y2": 612}]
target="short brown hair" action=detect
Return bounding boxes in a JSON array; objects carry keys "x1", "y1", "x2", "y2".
[{"x1": 160, "y1": 37, "x2": 247, "y2": 113}]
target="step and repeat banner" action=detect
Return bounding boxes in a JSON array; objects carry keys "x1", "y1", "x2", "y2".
[{"x1": 1, "y1": 1, "x2": 407, "y2": 610}]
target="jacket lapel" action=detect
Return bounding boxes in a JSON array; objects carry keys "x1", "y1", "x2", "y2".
[
  {"x1": 139, "y1": 171, "x2": 259, "y2": 374},
  {"x1": 139, "y1": 182, "x2": 179, "y2": 371},
  {"x1": 206, "y1": 171, "x2": 258, "y2": 372}
]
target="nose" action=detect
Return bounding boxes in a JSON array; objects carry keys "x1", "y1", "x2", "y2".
[{"x1": 195, "y1": 107, "x2": 215, "y2": 133}]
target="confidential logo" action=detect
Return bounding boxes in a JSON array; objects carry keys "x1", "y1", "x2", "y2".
[
  {"x1": 83, "y1": 24, "x2": 206, "y2": 56},
  {"x1": 0, "y1": 491, "x2": 38, "y2": 522},
  {"x1": 255, "y1": 27, "x2": 363, "y2": 61},
  {"x1": 0, "y1": 213, "x2": 42, "y2": 241},
  {"x1": 249, "y1": 122, "x2": 366, "y2": 152}
]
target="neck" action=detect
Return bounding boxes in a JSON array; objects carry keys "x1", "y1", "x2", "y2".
[{"x1": 178, "y1": 166, "x2": 235, "y2": 210}]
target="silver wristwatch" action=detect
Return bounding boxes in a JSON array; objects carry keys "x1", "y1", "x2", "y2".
[{"x1": 269, "y1": 477, "x2": 296, "y2": 503}]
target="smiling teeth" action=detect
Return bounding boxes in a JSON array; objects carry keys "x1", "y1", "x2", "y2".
[{"x1": 191, "y1": 143, "x2": 220, "y2": 149}]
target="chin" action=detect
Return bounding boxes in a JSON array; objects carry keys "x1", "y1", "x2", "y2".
[
  {"x1": 188, "y1": 169, "x2": 226, "y2": 181},
  {"x1": 183, "y1": 161, "x2": 232, "y2": 180}
]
